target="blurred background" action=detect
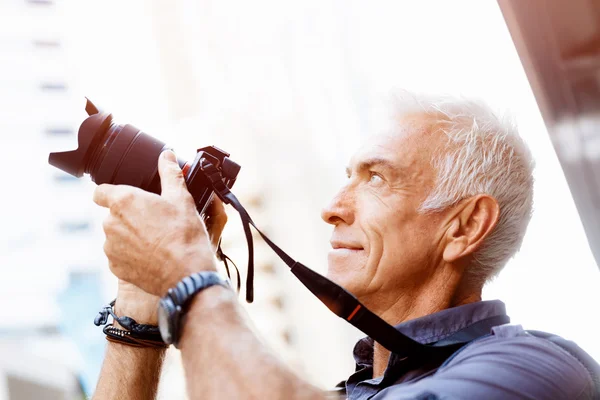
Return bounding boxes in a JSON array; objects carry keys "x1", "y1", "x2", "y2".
[{"x1": 0, "y1": 0, "x2": 599, "y2": 399}]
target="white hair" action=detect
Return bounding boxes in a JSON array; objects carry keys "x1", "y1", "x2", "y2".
[{"x1": 391, "y1": 91, "x2": 535, "y2": 286}]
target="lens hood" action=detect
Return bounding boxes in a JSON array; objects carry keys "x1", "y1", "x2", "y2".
[{"x1": 48, "y1": 99, "x2": 113, "y2": 178}]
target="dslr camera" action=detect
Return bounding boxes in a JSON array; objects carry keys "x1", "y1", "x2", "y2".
[{"x1": 49, "y1": 99, "x2": 240, "y2": 214}]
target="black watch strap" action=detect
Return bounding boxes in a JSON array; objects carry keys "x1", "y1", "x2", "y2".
[
  {"x1": 167, "y1": 271, "x2": 230, "y2": 307},
  {"x1": 159, "y1": 271, "x2": 230, "y2": 347}
]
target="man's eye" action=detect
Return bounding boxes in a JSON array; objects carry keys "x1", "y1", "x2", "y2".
[{"x1": 369, "y1": 173, "x2": 383, "y2": 184}]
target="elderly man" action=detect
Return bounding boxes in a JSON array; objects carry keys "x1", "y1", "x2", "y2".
[{"x1": 91, "y1": 95, "x2": 596, "y2": 399}]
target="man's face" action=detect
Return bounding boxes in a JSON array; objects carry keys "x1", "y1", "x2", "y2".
[{"x1": 322, "y1": 114, "x2": 446, "y2": 303}]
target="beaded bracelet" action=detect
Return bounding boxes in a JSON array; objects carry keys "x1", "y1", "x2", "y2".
[{"x1": 103, "y1": 325, "x2": 168, "y2": 348}]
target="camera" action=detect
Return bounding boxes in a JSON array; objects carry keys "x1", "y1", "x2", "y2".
[{"x1": 48, "y1": 99, "x2": 241, "y2": 214}]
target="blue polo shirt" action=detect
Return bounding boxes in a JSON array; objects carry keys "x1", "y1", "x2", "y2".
[{"x1": 341, "y1": 300, "x2": 595, "y2": 399}]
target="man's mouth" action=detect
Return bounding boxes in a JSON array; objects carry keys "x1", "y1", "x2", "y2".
[{"x1": 330, "y1": 241, "x2": 364, "y2": 251}]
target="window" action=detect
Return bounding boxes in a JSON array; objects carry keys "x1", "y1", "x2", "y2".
[
  {"x1": 33, "y1": 39, "x2": 61, "y2": 49},
  {"x1": 59, "y1": 221, "x2": 91, "y2": 234},
  {"x1": 26, "y1": 0, "x2": 54, "y2": 5},
  {"x1": 40, "y1": 82, "x2": 67, "y2": 91},
  {"x1": 53, "y1": 172, "x2": 79, "y2": 183},
  {"x1": 45, "y1": 127, "x2": 74, "y2": 136}
]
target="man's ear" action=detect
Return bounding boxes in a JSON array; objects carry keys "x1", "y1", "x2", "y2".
[{"x1": 443, "y1": 195, "x2": 500, "y2": 263}]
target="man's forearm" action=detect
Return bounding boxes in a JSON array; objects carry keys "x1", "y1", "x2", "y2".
[
  {"x1": 179, "y1": 286, "x2": 326, "y2": 400},
  {"x1": 93, "y1": 342, "x2": 166, "y2": 400}
]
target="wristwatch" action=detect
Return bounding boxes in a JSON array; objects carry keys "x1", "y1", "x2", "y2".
[{"x1": 158, "y1": 271, "x2": 231, "y2": 348}]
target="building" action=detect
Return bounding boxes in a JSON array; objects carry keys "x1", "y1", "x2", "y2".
[{"x1": 0, "y1": 0, "x2": 104, "y2": 398}]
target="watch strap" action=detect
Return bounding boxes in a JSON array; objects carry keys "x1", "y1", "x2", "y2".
[
  {"x1": 160, "y1": 271, "x2": 231, "y2": 347},
  {"x1": 168, "y1": 271, "x2": 231, "y2": 308}
]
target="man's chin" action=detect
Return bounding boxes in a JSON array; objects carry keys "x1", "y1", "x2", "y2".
[
  {"x1": 326, "y1": 252, "x2": 370, "y2": 295},
  {"x1": 325, "y1": 268, "x2": 362, "y2": 297}
]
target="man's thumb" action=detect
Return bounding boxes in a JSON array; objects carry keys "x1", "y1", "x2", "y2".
[{"x1": 158, "y1": 150, "x2": 187, "y2": 199}]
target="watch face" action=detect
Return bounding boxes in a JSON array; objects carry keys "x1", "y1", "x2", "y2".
[{"x1": 158, "y1": 299, "x2": 173, "y2": 344}]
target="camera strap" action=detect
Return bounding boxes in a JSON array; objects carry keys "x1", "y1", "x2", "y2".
[{"x1": 200, "y1": 160, "x2": 462, "y2": 358}]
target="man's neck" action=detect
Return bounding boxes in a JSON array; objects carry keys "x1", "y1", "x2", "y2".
[{"x1": 370, "y1": 279, "x2": 482, "y2": 378}]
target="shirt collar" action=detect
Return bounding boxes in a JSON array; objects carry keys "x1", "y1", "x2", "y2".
[{"x1": 353, "y1": 299, "x2": 508, "y2": 367}]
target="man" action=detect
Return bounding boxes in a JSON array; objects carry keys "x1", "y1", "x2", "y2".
[{"x1": 91, "y1": 94, "x2": 596, "y2": 399}]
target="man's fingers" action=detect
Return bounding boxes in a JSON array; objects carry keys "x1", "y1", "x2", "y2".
[
  {"x1": 93, "y1": 184, "x2": 119, "y2": 208},
  {"x1": 203, "y1": 197, "x2": 227, "y2": 228},
  {"x1": 202, "y1": 197, "x2": 228, "y2": 250},
  {"x1": 93, "y1": 184, "x2": 139, "y2": 210},
  {"x1": 158, "y1": 150, "x2": 188, "y2": 200}
]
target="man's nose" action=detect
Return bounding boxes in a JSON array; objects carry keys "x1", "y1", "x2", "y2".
[{"x1": 321, "y1": 188, "x2": 354, "y2": 226}]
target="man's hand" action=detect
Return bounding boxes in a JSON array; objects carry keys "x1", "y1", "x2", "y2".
[
  {"x1": 114, "y1": 196, "x2": 227, "y2": 323},
  {"x1": 93, "y1": 150, "x2": 219, "y2": 297}
]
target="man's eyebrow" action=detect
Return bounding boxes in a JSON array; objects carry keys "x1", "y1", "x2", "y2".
[{"x1": 346, "y1": 157, "x2": 398, "y2": 175}]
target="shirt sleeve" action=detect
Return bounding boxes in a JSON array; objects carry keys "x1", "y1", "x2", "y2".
[{"x1": 373, "y1": 331, "x2": 595, "y2": 400}]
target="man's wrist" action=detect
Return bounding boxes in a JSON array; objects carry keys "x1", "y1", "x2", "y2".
[
  {"x1": 178, "y1": 285, "x2": 238, "y2": 351},
  {"x1": 114, "y1": 297, "x2": 159, "y2": 326},
  {"x1": 159, "y1": 257, "x2": 219, "y2": 297},
  {"x1": 187, "y1": 284, "x2": 236, "y2": 314},
  {"x1": 106, "y1": 339, "x2": 167, "y2": 355}
]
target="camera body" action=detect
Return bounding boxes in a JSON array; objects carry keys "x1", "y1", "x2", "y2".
[{"x1": 48, "y1": 99, "x2": 240, "y2": 214}]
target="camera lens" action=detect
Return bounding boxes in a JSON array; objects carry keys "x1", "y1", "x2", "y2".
[
  {"x1": 87, "y1": 121, "x2": 168, "y2": 193},
  {"x1": 49, "y1": 99, "x2": 186, "y2": 195},
  {"x1": 49, "y1": 98, "x2": 241, "y2": 217}
]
